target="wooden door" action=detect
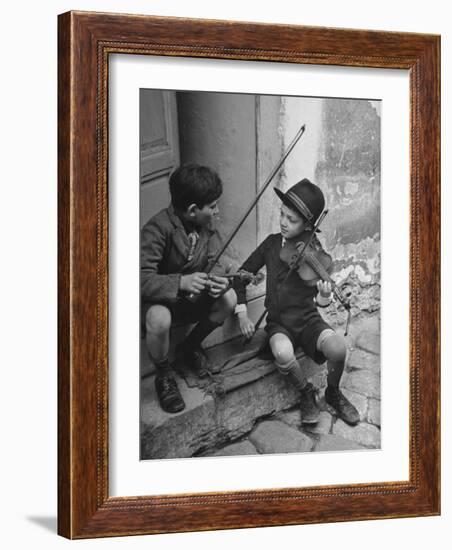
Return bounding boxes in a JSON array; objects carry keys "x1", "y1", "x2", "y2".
[{"x1": 140, "y1": 89, "x2": 180, "y2": 226}]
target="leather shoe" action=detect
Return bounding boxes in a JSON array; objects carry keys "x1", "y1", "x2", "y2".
[
  {"x1": 299, "y1": 383, "x2": 320, "y2": 424},
  {"x1": 325, "y1": 386, "x2": 360, "y2": 425},
  {"x1": 155, "y1": 375, "x2": 185, "y2": 413}
]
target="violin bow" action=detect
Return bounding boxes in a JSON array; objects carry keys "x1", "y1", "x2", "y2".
[{"x1": 206, "y1": 124, "x2": 306, "y2": 274}]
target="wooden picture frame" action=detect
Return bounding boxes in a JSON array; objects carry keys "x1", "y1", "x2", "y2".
[{"x1": 58, "y1": 11, "x2": 440, "y2": 539}]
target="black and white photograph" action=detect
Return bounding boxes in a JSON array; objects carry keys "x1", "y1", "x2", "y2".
[
  {"x1": 2, "y1": 0, "x2": 446, "y2": 546},
  {"x1": 139, "y1": 89, "x2": 381, "y2": 460}
]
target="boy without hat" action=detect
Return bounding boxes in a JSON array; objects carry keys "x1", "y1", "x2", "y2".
[
  {"x1": 141, "y1": 164, "x2": 237, "y2": 414},
  {"x1": 234, "y1": 179, "x2": 359, "y2": 425}
]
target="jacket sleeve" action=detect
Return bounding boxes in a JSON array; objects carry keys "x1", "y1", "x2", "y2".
[
  {"x1": 141, "y1": 220, "x2": 181, "y2": 303},
  {"x1": 233, "y1": 237, "x2": 268, "y2": 305}
]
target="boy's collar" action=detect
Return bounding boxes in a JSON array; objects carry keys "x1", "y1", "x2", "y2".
[
  {"x1": 168, "y1": 204, "x2": 213, "y2": 234},
  {"x1": 167, "y1": 204, "x2": 183, "y2": 229},
  {"x1": 177, "y1": 209, "x2": 197, "y2": 234},
  {"x1": 168, "y1": 204, "x2": 195, "y2": 232}
]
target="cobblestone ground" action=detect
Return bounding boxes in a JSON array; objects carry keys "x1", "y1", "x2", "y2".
[{"x1": 206, "y1": 314, "x2": 380, "y2": 456}]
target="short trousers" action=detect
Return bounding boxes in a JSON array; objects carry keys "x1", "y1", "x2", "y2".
[
  {"x1": 142, "y1": 292, "x2": 216, "y2": 332},
  {"x1": 265, "y1": 315, "x2": 333, "y2": 365}
]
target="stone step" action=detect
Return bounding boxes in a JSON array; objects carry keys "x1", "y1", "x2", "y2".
[
  {"x1": 140, "y1": 313, "x2": 381, "y2": 460},
  {"x1": 140, "y1": 330, "x2": 324, "y2": 459}
]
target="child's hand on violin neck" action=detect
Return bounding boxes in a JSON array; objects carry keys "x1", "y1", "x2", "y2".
[
  {"x1": 206, "y1": 275, "x2": 229, "y2": 298},
  {"x1": 180, "y1": 272, "x2": 209, "y2": 294},
  {"x1": 317, "y1": 280, "x2": 332, "y2": 298}
]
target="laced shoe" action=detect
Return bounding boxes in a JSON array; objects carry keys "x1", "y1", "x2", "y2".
[
  {"x1": 299, "y1": 383, "x2": 320, "y2": 424},
  {"x1": 154, "y1": 375, "x2": 185, "y2": 413},
  {"x1": 325, "y1": 386, "x2": 360, "y2": 425}
]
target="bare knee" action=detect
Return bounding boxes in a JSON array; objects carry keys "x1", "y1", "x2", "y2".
[
  {"x1": 270, "y1": 334, "x2": 295, "y2": 364},
  {"x1": 221, "y1": 288, "x2": 237, "y2": 313},
  {"x1": 145, "y1": 305, "x2": 172, "y2": 335},
  {"x1": 322, "y1": 334, "x2": 347, "y2": 362}
]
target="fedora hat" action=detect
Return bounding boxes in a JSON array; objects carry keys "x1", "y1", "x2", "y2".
[{"x1": 274, "y1": 178, "x2": 325, "y2": 226}]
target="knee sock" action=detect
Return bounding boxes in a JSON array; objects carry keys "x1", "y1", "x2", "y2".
[
  {"x1": 327, "y1": 359, "x2": 345, "y2": 389},
  {"x1": 183, "y1": 318, "x2": 221, "y2": 351},
  {"x1": 275, "y1": 358, "x2": 307, "y2": 391},
  {"x1": 153, "y1": 356, "x2": 172, "y2": 377}
]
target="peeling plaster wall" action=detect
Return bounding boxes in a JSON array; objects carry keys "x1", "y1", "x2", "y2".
[
  {"x1": 274, "y1": 96, "x2": 381, "y2": 320},
  {"x1": 317, "y1": 98, "x2": 381, "y2": 319}
]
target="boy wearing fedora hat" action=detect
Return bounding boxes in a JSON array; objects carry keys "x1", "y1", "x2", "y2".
[{"x1": 234, "y1": 178, "x2": 359, "y2": 426}]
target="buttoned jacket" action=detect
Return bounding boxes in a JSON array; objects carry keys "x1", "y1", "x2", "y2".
[
  {"x1": 234, "y1": 233, "x2": 321, "y2": 334},
  {"x1": 141, "y1": 205, "x2": 222, "y2": 305}
]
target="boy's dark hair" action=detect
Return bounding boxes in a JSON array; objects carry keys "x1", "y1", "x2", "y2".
[{"x1": 169, "y1": 164, "x2": 223, "y2": 212}]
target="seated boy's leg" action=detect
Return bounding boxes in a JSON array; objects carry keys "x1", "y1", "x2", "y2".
[
  {"x1": 180, "y1": 288, "x2": 236, "y2": 376},
  {"x1": 269, "y1": 332, "x2": 297, "y2": 372},
  {"x1": 317, "y1": 330, "x2": 359, "y2": 425},
  {"x1": 145, "y1": 305, "x2": 185, "y2": 413},
  {"x1": 145, "y1": 305, "x2": 172, "y2": 369},
  {"x1": 269, "y1": 332, "x2": 319, "y2": 424}
]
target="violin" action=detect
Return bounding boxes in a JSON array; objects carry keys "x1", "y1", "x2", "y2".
[
  {"x1": 279, "y1": 225, "x2": 352, "y2": 334},
  {"x1": 280, "y1": 234, "x2": 333, "y2": 287},
  {"x1": 184, "y1": 269, "x2": 264, "y2": 303},
  {"x1": 252, "y1": 210, "x2": 353, "y2": 338}
]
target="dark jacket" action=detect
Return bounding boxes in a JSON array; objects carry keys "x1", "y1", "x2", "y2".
[
  {"x1": 234, "y1": 233, "x2": 321, "y2": 335},
  {"x1": 141, "y1": 205, "x2": 222, "y2": 305}
]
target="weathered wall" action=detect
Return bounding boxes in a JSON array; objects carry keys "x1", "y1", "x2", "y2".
[
  {"x1": 317, "y1": 98, "x2": 381, "y2": 321},
  {"x1": 275, "y1": 96, "x2": 381, "y2": 322},
  {"x1": 172, "y1": 92, "x2": 380, "y2": 345}
]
